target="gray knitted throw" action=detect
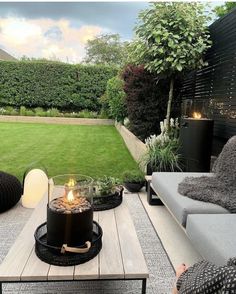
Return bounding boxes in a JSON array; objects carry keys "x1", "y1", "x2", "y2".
[{"x1": 178, "y1": 136, "x2": 236, "y2": 212}]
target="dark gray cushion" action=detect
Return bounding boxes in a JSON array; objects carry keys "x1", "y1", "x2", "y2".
[
  {"x1": 151, "y1": 172, "x2": 229, "y2": 227},
  {"x1": 186, "y1": 214, "x2": 236, "y2": 265}
]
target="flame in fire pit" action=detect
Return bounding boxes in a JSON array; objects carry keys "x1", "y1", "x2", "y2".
[
  {"x1": 193, "y1": 112, "x2": 202, "y2": 119},
  {"x1": 67, "y1": 190, "x2": 74, "y2": 202},
  {"x1": 65, "y1": 178, "x2": 77, "y2": 202},
  {"x1": 68, "y1": 178, "x2": 76, "y2": 187}
]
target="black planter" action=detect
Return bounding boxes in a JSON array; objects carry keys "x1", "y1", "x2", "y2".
[{"x1": 123, "y1": 181, "x2": 145, "y2": 193}]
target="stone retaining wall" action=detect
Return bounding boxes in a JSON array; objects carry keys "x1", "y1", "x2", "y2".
[
  {"x1": 115, "y1": 123, "x2": 147, "y2": 170},
  {"x1": 0, "y1": 115, "x2": 114, "y2": 125}
]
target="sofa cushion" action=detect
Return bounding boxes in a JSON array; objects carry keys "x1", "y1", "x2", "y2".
[
  {"x1": 186, "y1": 214, "x2": 236, "y2": 265},
  {"x1": 151, "y1": 172, "x2": 229, "y2": 227}
]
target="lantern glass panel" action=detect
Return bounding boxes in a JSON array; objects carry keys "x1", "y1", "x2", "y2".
[
  {"x1": 181, "y1": 99, "x2": 213, "y2": 119},
  {"x1": 48, "y1": 174, "x2": 93, "y2": 205}
]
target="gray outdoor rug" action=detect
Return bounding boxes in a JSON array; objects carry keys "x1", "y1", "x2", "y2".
[{"x1": 0, "y1": 193, "x2": 175, "y2": 294}]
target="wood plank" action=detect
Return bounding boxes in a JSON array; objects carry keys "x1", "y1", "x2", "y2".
[
  {"x1": 139, "y1": 192, "x2": 202, "y2": 268},
  {"x1": 99, "y1": 209, "x2": 124, "y2": 279},
  {"x1": 74, "y1": 212, "x2": 99, "y2": 280},
  {"x1": 114, "y1": 198, "x2": 149, "y2": 279},
  {"x1": 21, "y1": 248, "x2": 50, "y2": 281},
  {"x1": 0, "y1": 195, "x2": 47, "y2": 281},
  {"x1": 48, "y1": 265, "x2": 74, "y2": 281}
]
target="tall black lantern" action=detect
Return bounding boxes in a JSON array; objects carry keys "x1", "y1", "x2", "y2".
[
  {"x1": 47, "y1": 174, "x2": 94, "y2": 247},
  {"x1": 180, "y1": 100, "x2": 214, "y2": 172}
]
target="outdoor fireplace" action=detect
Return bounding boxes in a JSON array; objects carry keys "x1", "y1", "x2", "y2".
[
  {"x1": 179, "y1": 100, "x2": 214, "y2": 172},
  {"x1": 47, "y1": 174, "x2": 93, "y2": 248}
]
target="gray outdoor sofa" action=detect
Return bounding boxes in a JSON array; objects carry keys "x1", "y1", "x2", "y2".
[{"x1": 151, "y1": 172, "x2": 236, "y2": 265}]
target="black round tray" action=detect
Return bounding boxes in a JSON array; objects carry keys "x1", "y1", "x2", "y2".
[
  {"x1": 93, "y1": 188, "x2": 123, "y2": 211},
  {"x1": 34, "y1": 221, "x2": 102, "y2": 266}
]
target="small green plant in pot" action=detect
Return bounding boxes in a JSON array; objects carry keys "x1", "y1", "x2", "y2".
[
  {"x1": 94, "y1": 176, "x2": 122, "y2": 197},
  {"x1": 93, "y1": 176, "x2": 123, "y2": 210},
  {"x1": 122, "y1": 170, "x2": 145, "y2": 193},
  {"x1": 143, "y1": 118, "x2": 182, "y2": 174}
]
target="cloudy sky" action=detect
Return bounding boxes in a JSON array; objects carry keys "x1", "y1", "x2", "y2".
[
  {"x1": 0, "y1": 2, "x2": 149, "y2": 63},
  {"x1": 0, "y1": 2, "x2": 222, "y2": 64}
]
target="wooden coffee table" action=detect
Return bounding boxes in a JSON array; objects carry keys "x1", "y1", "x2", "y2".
[{"x1": 0, "y1": 194, "x2": 149, "y2": 293}]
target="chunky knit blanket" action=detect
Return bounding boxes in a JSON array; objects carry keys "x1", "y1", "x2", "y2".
[
  {"x1": 176, "y1": 258, "x2": 236, "y2": 294},
  {"x1": 178, "y1": 136, "x2": 236, "y2": 212}
]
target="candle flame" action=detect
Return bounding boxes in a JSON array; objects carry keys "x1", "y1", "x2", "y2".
[
  {"x1": 193, "y1": 112, "x2": 202, "y2": 119},
  {"x1": 67, "y1": 178, "x2": 76, "y2": 187},
  {"x1": 67, "y1": 190, "x2": 74, "y2": 202}
]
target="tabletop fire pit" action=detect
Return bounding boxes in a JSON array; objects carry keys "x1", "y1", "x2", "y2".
[{"x1": 35, "y1": 174, "x2": 103, "y2": 266}]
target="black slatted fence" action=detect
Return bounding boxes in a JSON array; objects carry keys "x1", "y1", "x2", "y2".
[{"x1": 181, "y1": 8, "x2": 236, "y2": 153}]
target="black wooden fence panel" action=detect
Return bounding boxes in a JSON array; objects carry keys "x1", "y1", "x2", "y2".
[{"x1": 181, "y1": 8, "x2": 236, "y2": 147}]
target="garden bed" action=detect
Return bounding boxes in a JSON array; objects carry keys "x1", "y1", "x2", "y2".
[{"x1": 0, "y1": 115, "x2": 114, "y2": 125}]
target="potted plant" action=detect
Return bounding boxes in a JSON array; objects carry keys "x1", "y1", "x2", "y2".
[
  {"x1": 143, "y1": 118, "x2": 182, "y2": 175},
  {"x1": 122, "y1": 170, "x2": 145, "y2": 192},
  {"x1": 93, "y1": 176, "x2": 123, "y2": 210},
  {"x1": 142, "y1": 118, "x2": 182, "y2": 205}
]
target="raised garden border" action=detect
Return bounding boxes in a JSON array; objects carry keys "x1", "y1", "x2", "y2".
[
  {"x1": 0, "y1": 115, "x2": 114, "y2": 125},
  {"x1": 115, "y1": 123, "x2": 147, "y2": 167}
]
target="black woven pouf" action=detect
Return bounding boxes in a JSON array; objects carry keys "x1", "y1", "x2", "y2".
[{"x1": 0, "y1": 171, "x2": 22, "y2": 213}]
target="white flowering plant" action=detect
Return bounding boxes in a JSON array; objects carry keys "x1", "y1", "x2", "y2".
[
  {"x1": 143, "y1": 118, "x2": 181, "y2": 172},
  {"x1": 0, "y1": 108, "x2": 6, "y2": 115}
]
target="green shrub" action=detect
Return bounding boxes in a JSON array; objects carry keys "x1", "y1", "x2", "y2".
[
  {"x1": 0, "y1": 61, "x2": 117, "y2": 112},
  {"x1": 98, "y1": 110, "x2": 109, "y2": 119},
  {"x1": 34, "y1": 107, "x2": 47, "y2": 117},
  {"x1": 98, "y1": 93, "x2": 110, "y2": 117},
  {"x1": 143, "y1": 119, "x2": 181, "y2": 172},
  {"x1": 122, "y1": 170, "x2": 145, "y2": 183},
  {"x1": 0, "y1": 107, "x2": 6, "y2": 115},
  {"x1": 106, "y1": 76, "x2": 127, "y2": 123},
  {"x1": 47, "y1": 108, "x2": 60, "y2": 117},
  {"x1": 78, "y1": 110, "x2": 98, "y2": 118},
  {"x1": 3, "y1": 106, "x2": 19, "y2": 115},
  {"x1": 25, "y1": 110, "x2": 35, "y2": 116},
  {"x1": 19, "y1": 106, "x2": 27, "y2": 116}
]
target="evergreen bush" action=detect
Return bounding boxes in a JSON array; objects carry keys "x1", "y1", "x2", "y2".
[
  {"x1": 106, "y1": 76, "x2": 127, "y2": 122},
  {"x1": 0, "y1": 61, "x2": 117, "y2": 111}
]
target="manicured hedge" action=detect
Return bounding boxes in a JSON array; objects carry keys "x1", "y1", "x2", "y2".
[{"x1": 0, "y1": 61, "x2": 117, "y2": 111}]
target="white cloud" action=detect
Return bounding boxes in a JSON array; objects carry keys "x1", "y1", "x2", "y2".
[{"x1": 0, "y1": 17, "x2": 104, "y2": 63}]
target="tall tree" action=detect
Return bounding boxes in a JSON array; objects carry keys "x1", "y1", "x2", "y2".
[
  {"x1": 214, "y1": 2, "x2": 236, "y2": 18},
  {"x1": 129, "y1": 2, "x2": 212, "y2": 127},
  {"x1": 83, "y1": 33, "x2": 128, "y2": 67}
]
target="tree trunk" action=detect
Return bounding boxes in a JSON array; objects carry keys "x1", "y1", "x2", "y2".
[{"x1": 166, "y1": 77, "x2": 175, "y2": 128}]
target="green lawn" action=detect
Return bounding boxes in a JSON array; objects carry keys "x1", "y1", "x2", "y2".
[{"x1": 0, "y1": 122, "x2": 139, "y2": 180}]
